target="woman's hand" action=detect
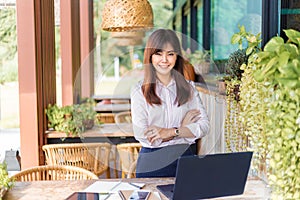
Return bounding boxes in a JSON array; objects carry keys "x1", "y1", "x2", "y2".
[
  {"x1": 181, "y1": 109, "x2": 201, "y2": 127},
  {"x1": 145, "y1": 126, "x2": 174, "y2": 145}
]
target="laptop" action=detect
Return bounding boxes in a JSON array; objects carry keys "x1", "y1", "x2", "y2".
[{"x1": 156, "y1": 151, "x2": 253, "y2": 200}]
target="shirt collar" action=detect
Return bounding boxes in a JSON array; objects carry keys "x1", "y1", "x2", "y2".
[
  {"x1": 156, "y1": 78, "x2": 176, "y2": 88},
  {"x1": 156, "y1": 78, "x2": 177, "y2": 99}
]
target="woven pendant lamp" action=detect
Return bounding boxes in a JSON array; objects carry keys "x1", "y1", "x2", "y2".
[{"x1": 101, "y1": 0, "x2": 154, "y2": 32}]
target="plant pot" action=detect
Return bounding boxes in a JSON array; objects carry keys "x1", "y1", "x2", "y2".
[
  {"x1": 83, "y1": 119, "x2": 94, "y2": 130},
  {"x1": 194, "y1": 62, "x2": 210, "y2": 75}
]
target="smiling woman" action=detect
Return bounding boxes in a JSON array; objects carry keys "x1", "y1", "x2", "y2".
[{"x1": 131, "y1": 29, "x2": 210, "y2": 178}]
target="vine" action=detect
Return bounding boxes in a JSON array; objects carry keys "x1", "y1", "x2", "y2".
[
  {"x1": 229, "y1": 25, "x2": 270, "y2": 181},
  {"x1": 224, "y1": 79, "x2": 247, "y2": 152},
  {"x1": 252, "y1": 29, "x2": 300, "y2": 199},
  {"x1": 225, "y1": 23, "x2": 300, "y2": 200}
]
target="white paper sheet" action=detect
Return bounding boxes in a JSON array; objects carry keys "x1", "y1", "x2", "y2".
[
  {"x1": 84, "y1": 181, "x2": 145, "y2": 193},
  {"x1": 82, "y1": 181, "x2": 146, "y2": 200}
]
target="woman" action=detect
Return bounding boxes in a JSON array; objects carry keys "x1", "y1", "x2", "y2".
[{"x1": 131, "y1": 29, "x2": 209, "y2": 177}]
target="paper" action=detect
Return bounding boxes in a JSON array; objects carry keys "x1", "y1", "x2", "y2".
[{"x1": 82, "y1": 181, "x2": 146, "y2": 199}]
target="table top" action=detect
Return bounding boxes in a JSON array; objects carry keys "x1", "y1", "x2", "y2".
[
  {"x1": 45, "y1": 123, "x2": 134, "y2": 139},
  {"x1": 4, "y1": 177, "x2": 270, "y2": 200},
  {"x1": 95, "y1": 103, "x2": 131, "y2": 113},
  {"x1": 93, "y1": 94, "x2": 130, "y2": 101}
]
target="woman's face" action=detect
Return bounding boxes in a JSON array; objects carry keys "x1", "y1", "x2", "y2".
[{"x1": 151, "y1": 43, "x2": 177, "y2": 77}]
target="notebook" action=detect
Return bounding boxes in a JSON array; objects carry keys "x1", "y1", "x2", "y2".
[{"x1": 156, "y1": 151, "x2": 253, "y2": 200}]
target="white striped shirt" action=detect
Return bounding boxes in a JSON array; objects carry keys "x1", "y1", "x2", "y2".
[{"x1": 131, "y1": 79, "x2": 209, "y2": 148}]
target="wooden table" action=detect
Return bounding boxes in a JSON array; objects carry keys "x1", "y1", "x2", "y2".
[
  {"x1": 4, "y1": 177, "x2": 270, "y2": 200},
  {"x1": 45, "y1": 123, "x2": 137, "y2": 145},
  {"x1": 94, "y1": 103, "x2": 131, "y2": 113},
  {"x1": 93, "y1": 94, "x2": 131, "y2": 102}
]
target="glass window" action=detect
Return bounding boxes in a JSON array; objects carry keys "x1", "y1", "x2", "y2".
[
  {"x1": 197, "y1": 0, "x2": 204, "y2": 48},
  {"x1": 281, "y1": 0, "x2": 300, "y2": 33},
  {"x1": 0, "y1": 3, "x2": 20, "y2": 162},
  {"x1": 211, "y1": 0, "x2": 262, "y2": 60}
]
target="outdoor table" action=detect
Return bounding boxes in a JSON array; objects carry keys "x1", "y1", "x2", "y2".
[{"x1": 4, "y1": 177, "x2": 270, "y2": 200}]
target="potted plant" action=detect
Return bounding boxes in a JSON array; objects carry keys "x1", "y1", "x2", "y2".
[
  {"x1": 0, "y1": 163, "x2": 14, "y2": 199},
  {"x1": 184, "y1": 48, "x2": 211, "y2": 75},
  {"x1": 45, "y1": 98, "x2": 100, "y2": 138},
  {"x1": 224, "y1": 48, "x2": 249, "y2": 100}
]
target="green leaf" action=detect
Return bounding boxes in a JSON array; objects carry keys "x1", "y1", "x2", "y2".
[
  {"x1": 278, "y1": 64, "x2": 298, "y2": 79},
  {"x1": 264, "y1": 37, "x2": 284, "y2": 52},
  {"x1": 262, "y1": 57, "x2": 277, "y2": 75},
  {"x1": 284, "y1": 29, "x2": 300, "y2": 45},
  {"x1": 246, "y1": 46, "x2": 254, "y2": 55},
  {"x1": 253, "y1": 69, "x2": 265, "y2": 82},
  {"x1": 277, "y1": 51, "x2": 289, "y2": 68},
  {"x1": 291, "y1": 59, "x2": 300, "y2": 76},
  {"x1": 282, "y1": 128, "x2": 295, "y2": 139},
  {"x1": 239, "y1": 25, "x2": 246, "y2": 34},
  {"x1": 231, "y1": 34, "x2": 241, "y2": 44},
  {"x1": 276, "y1": 77, "x2": 298, "y2": 88}
]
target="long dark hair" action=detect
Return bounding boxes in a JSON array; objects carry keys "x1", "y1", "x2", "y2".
[{"x1": 142, "y1": 29, "x2": 192, "y2": 106}]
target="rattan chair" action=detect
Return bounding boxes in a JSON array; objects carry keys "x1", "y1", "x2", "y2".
[
  {"x1": 42, "y1": 143, "x2": 111, "y2": 178},
  {"x1": 114, "y1": 111, "x2": 132, "y2": 124},
  {"x1": 116, "y1": 143, "x2": 142, "y2": 178},
  {"x1": 127, "y1": 160, "x2": 138, "y2": 179},
  {"x1": 12, "y1": 165, "x2": 99, "y2": 181}
]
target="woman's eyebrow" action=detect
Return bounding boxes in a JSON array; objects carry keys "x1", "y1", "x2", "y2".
[{"x1": 166, "y1": 50, "x2": 176, "y2": 53}]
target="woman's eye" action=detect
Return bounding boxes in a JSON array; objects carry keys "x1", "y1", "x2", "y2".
[
  {"x1": 154, "y1": 52, "x2": 162, "y2": 56},
  {"x1": 168, "y1": 53, "x2": 175, "y2": 56}
]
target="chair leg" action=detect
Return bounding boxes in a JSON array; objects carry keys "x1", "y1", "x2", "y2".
[{"x1": 111, "y1": 145, "x2": 118, "y2": 178}]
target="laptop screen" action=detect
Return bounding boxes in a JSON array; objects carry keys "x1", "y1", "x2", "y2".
[{"x1": 158, "y1": 151, "x2": 253, "y2": 200}]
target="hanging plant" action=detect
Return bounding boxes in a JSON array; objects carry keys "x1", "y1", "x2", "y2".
[
  {"x1": 239, "y1": 60, "x2": 271, "y2": 181},
  {"x1": 223, "y1": 25, "x2": 258, "y2": 153},
  {"x1": 224, "y1": 79, "x2": 247, "y2": 152},
  {"x1": 230, "y1": 25, "x2": 271, "y2": 182},
  {"x1": 232, "y1": 26, "x2": 300, "y2": 199},
  {"x1": 252, "y1": 29, "x2": 300, "y2": 199}
]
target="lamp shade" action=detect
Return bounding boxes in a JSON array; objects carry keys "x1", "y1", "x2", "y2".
[{"x1": 101, "y1": 0, "x2": 154, "y2": 32}]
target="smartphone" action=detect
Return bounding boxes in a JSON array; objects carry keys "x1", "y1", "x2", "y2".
[
  {"x1": 65, "y1": 192, "x2": 99, "y2": 200},
  {"x1": 129, "y1": 190, "x2": 150, "y2": 200}
]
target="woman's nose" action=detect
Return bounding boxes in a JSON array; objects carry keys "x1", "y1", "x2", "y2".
[{"x1": 161, "y1": 54, "x2": 168, "y2": 62}]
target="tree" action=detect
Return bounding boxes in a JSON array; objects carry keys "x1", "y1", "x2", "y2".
[{"x1": 0, "y1": 7, "x2": 17, "y2": 84}]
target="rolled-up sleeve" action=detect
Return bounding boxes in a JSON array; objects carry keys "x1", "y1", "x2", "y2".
[{"x1": 130, "y1": 83, "x2": 150, "y2": 144}]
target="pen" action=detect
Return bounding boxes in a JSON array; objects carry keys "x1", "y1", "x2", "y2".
[
  {"x1": 129, "y1": 182, "x2": 143, "y2": 189},
  {"x1": 103, "y1": 181, "x2": 122, "y2": 200},
  {"x1": 110, "y1": 180, "x2": 122, "y2": 191}
]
